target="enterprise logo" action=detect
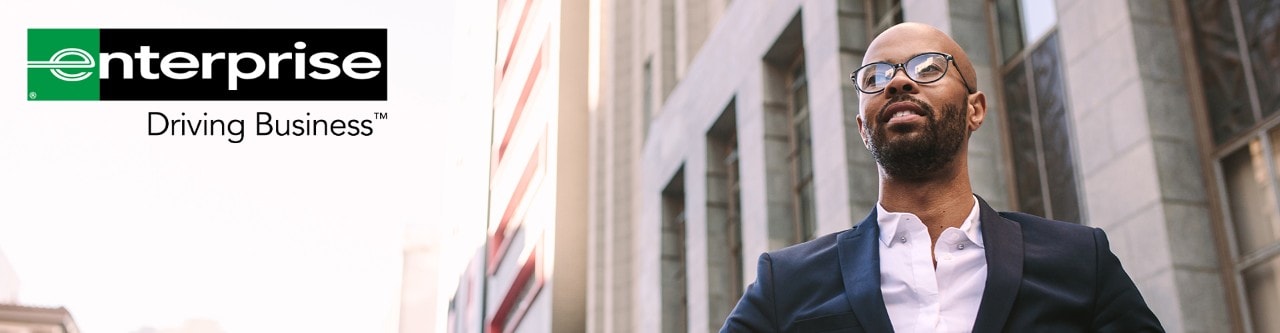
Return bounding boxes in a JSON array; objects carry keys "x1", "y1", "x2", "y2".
[
  {"x1": 28, "y1": 48, "x2": 95, "y2": 82},
  {"x1": 27, "y1": 29, "x2": 387, "y2": 100}
]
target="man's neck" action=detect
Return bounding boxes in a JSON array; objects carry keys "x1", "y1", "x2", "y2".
[{"x1": 878, "y1": 165, "x2": 976, "y2": 247}]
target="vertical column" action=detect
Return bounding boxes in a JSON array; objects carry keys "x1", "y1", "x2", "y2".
[
  {"x1": 804, "y1": 0, "x2": 856, "y2": 235},
  {"x1": 836, "y1": 0, "x2": 879, "y2": 220},
  {"x1": 1056, "y1": 0, "x2": 1228, "y2": 331}
]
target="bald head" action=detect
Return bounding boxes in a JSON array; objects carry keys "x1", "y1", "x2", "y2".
[{"x1": 864, "y1": 23, "x2": 979, "y2": 92}]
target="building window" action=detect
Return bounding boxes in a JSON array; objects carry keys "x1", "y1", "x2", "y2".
[
  {"x1": 1215, "y1": 126, "x2": 1280, "y2": 333},
  {"x1": 867, "y1": 0, "x2": 903, "y2": 38},
  {"x1": 1187, "y1": 0, "x2": 1280, "y2": 145},
  {"x1": 661, "y1": 168, "x2": 688, "y2": 333},
  {"x1": 787, "y1": 52, "x2": 817, "y2": 242},
  {"x1": 994, "y1": 0, "x2": 1024, "y2": 62},
  {"x1": 1184, "y1": 0, "x2": 1280, "y2": 331},
  {"x1": 706, "y1": 102, "x2": 743, "y2": 330},
  {"x1": 991, "y1": 0, "x2": 1083, "y2": 223},
  {"x1": 762, "y1": 13, "x2": 810, "y2": 248},
  {"x1": 489, "y1": 244, "x2": 544, "y2": 333}
]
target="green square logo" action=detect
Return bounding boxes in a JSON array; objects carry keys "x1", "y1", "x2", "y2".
[{"x1": 27, "y1": 29, "x2": 100, "y2": 101}]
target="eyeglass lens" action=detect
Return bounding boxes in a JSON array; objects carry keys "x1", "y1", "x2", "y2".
[{"x1": 856, "y1": 53, "x2": 949, "y2": 93}]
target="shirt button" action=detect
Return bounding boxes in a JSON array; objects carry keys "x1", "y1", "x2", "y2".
[
  {"x1": 958, "y1": 244, "x2": 965, "y2": 250},
  {"x1": 899, "y1": 236, "x2": 907, "y2": 243}
]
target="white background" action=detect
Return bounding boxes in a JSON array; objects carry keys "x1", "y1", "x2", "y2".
[{"x1": 0, "y1": 0, "x2": 494, "y2": 332}]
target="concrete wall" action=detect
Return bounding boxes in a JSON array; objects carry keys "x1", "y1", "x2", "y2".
[
  {"x1": 1055, "y1": 0, "x2": 1228, "y2": 331},
  {"x1": 635, "y1": 0, "x2": 855, "y2": 330}
]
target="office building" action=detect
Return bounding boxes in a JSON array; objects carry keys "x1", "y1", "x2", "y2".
[
  {"x1": 446, "y1": 0, "x2": 592, "y2": 331},
  {"x1": 588, "y1": 1, "x2": 1277, "y2": 332}
]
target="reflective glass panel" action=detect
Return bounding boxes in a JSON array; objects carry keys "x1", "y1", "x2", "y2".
[
  {"x1": 1222, "y1": 138, "x2": 1280, "y2": 256},
  {"x1": 1244, "y1": 254, "x2": 1280, "y2": 333}
]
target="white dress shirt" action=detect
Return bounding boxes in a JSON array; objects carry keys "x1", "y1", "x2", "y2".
[{"x1": 877, "y1": 196, "x2": 986, "y2": 333}]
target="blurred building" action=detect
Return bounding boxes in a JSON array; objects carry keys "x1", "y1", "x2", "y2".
[
  {"x1": 445, "y1": 0, "x2": 592, "y2": 331},
  {"x1": 0, "y1": 304, "x2": 80, "y2": 333},
  {"x1": 0, "y1": 250, "x2": 79, "y2": 333},
  {"x1": 588, "y1": 0, "x2": 1280, "y2": 332},
  {"x1": 445, "y1": 249, "x2": 484, "y2": 333}
]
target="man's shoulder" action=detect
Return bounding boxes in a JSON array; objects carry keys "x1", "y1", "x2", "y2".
[
  {"x1": 995, "y1": 210, "x2": 1103, "y2": 258},
  {"x1": 766, "y1": 229, "x2": 849, "y2": 267},
  {"x1": 995, "y1": 210, "x2": 1097, "y2": 236}
]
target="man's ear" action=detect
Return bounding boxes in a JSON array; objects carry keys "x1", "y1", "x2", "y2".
[
  {"x1": 967, "y1": 91, "x2": 987, "y2": 132},
  {"x1": 856, "y1": 113, "x2": 871, "y2": 150}
]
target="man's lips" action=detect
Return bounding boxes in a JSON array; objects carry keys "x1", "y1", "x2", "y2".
[{"x1": 879, "y1": 100, "x2": 927, "y2": 124}]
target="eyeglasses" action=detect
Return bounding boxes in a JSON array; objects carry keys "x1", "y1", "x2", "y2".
[{"x1": 850, "y1": 52, "x2": 975, "y2": 94}]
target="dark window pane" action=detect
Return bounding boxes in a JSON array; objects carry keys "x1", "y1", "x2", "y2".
[
  {"x1": 661, "y1": 169, "x2": 688, "y2": 333},
  {"x1": 796, "y1": 114, "x2": 813, "y2": 178},
  {"x1": 1188, "y1": 0, "x2": 1256, "y2": 143},
  {"x1": 996, "y1": 0, "x2": 1025, "y2": 63},
  {"x1": 1031, "y1": 33, "x2": 1082, "y2": 223},
  {"x1": 706, "y1": 109, "x2": 744, "y2": 327},
  {"x1": 799, "y1": 183, "x2": 816, "y2": 240},
  {"x1": 1031, "y1": 34, "x2": 1066, "y2": 114},
  {"x1": 871, "y1": 0, "x2": 903, "y2": 36},
  {"x1": 1003, "y1": 61, "x2": 1046, "y2": 217},
  {"x1": 788, "y1": 56, "x2": 815, "y2": 241},
  {"x1": 1239, "y1": 0, "x2": 1280, "y2": 117}
]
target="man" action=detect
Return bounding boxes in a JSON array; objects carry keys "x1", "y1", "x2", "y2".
[{"x1": 720, "y1": 23, "x2": 1162, "y2": 333}]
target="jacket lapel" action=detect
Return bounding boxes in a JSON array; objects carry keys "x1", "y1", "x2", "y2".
[
  {"x1": 971, "y1": 195, "x2": 1024, "y2": 333},
  {"x1": 838, "y1": 211, "x2": 894, "y2": 332}
]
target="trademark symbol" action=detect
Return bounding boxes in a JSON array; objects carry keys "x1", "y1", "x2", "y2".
[
  {"x1": 28, "y1": 92, "x2": 36, "y2": 100},
  {"x1": 374, "y1": 112, "x2": 388, "y2": 120}
]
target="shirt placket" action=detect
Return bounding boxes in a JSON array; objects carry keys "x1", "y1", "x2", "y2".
[
  {"x1": 906, "y1": 218, "x2": 939, "y2": 333},
  {"x1": 934, "y1": 229, "x2": 964, "y2": 332}
]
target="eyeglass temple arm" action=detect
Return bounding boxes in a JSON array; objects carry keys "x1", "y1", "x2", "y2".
[{"x1": 949, "y1": 56, "x2": 977, "y2": 94}]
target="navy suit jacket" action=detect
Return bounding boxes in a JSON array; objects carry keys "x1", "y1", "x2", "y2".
[{"x1": 721, "y1": 196, "x2": 1163, "y2": 333}]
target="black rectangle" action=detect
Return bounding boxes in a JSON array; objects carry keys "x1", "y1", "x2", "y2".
[{"x1": 99, "y1": 29, "x2": 386, "y2": 100}]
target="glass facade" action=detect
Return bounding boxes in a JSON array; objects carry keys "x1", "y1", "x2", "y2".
[
  {"x1": 1187, "y1": 0, "x2": 1280, "y2": 331},
  {"x1": 994, "y1": 2, "x2": 1083, "y2": 222}
]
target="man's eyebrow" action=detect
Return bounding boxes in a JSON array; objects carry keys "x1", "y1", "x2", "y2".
[{"x1": 863, "y1": 52, "x2": 941, "y2": 65}]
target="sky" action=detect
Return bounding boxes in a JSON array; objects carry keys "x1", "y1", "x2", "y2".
[{"x1": 0, "y1": 0, "x2": 494, "y2": 332}]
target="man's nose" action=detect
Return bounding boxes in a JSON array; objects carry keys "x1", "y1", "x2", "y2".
[{"x1": 884, "y1": 67, "x2": 918, "y2": 96}]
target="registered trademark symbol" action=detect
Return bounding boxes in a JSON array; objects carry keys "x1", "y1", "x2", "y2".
[{"x1": 28, "y1": 92, "x2": 36, "y2": 100}]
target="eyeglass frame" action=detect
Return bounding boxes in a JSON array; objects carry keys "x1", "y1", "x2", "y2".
[{"x1": 849, "y1": 52, "x2": 976, "y2": 95}]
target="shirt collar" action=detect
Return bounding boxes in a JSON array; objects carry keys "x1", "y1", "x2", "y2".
[
  {"x1": 958, "y1": 196, "x2": 984, "y2": 248},
  {"x1": 875, "y1": 195, "x2": 984, "y2": 248},
  {"x1": 876, "y1": 203, "x2": 912, "y2": 247}
]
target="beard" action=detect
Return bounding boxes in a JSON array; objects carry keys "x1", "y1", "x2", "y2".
[{"x1": 864, "y1": 95, "x2": 968, "y2": 181}]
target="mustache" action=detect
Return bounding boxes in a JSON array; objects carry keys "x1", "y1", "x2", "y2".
[{"x1": 874, "y1": 95, "x2": 932, "y2": 124}]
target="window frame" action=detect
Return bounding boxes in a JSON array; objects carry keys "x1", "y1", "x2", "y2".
[
  {"x1": 785, "y1": 49, "x2": 816, "y2": 243},
  {"x1": 1171, "y1": 0, "x2": 1280, "y2": 331},
  {"x1": 984, "y1": 0, "x2": 1087, "y2": 223},
  {"x1": 865, "y1": 0, "x2": 904, "y2": 40}
]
